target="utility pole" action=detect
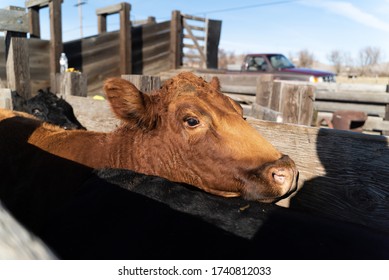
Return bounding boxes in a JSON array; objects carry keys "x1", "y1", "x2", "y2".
[{"x1": 74, "y1": 0, "x2": 87, "y2": 38}]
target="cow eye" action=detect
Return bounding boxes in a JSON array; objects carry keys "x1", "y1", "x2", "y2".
[{"x1": 185, "y1": 117, "x2": 200, "y2": 127}]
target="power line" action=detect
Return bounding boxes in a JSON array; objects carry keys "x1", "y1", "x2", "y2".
[
  {"x1": 152, "y1": 0, "x2": 298, "y2": 21},
  {"x1": 192, "y1": 0, "x2": 299, "y2": 16}
]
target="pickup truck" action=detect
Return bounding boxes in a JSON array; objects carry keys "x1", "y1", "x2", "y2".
[{"x1": 239, "y1": 53, "x2": 336, "y2": 83}]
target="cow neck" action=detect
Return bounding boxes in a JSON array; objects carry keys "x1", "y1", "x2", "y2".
[{"x1": 104, "y1": 126, "x2": 143, "y2": 171}]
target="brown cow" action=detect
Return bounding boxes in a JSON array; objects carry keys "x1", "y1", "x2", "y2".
[{"x1": 0, "y1": 72, "x2": 297, "y2": 202}]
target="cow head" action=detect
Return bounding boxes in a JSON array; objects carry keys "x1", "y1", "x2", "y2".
[
  {"x1": 104, "y1": 72, "x2": 298, "y2": 202},
  {"x1": 20, "y1": 89, "x2": 86, "y2": 130}
]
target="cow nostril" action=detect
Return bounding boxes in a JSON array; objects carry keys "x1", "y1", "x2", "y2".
[{"x1": 272, "y1": 170, "x2": 286, "y2": 185}]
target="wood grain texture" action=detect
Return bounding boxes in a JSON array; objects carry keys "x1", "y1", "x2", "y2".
[{"x1": 247, "y1": 118, "x2": 389, "y2": 233}]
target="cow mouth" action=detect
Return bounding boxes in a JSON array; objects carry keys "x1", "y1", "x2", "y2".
[
  {"x1": 239, "y1": 155, "x2": 299, "y2": 202},
  {"x1": 256, "y1": 170, "x2": 299, "y2": 203}
]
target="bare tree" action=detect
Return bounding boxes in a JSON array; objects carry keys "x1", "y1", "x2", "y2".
[
  {"x1": 296, "y1": 49, "x2": 314, "y2": 68},
  {"x1": 358, "y1": 46, "x2": 382, "y2": 75},
  {"x1": 218, "y1": 48, "x2": 228, "y2": 69},
  {"x1": 327, "y1": 50, "x2": 343, "y2": 74},
  {"x1": 218, "y1": 49, "x2": 244, "y2": 69}
]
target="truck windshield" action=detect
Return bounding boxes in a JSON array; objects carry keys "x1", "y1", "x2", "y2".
[{"x1": 267, "y1": 54, "x2": 295, "y2": 69}]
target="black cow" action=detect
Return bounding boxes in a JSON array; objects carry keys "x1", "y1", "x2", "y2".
[{"x1": 11, "y1": 89, "x2": 86, "y2": 130}]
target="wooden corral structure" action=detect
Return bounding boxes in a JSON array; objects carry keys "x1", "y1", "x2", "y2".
[
  {"x1": 61, "y1": 73, "x2": 389, "y2": 238},
  {"x1": 0, "y1": 1, "x2": 221, "y2": 96}
]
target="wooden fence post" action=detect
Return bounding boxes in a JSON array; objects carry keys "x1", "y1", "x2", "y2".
[
  {"x1": 0, "y1": 89, "x2": 13, "y2": 109},
  {"x1": 121, "y1": 75, "x2": 161, "y2": 92},
  {"x1": 206, "y1": 19, "x2": 222, "y2": 69},
  {"x1": 96, "y1": 2, "x2": 132, "y2": 74},
  {"x1": 26, "y1": 0, "x2": 64, "y2": 91},
  {"x1": 97, "y1": 14, "x2": 107, "y2": 34},
  {"x1": 252, "y1": 75, "x2": 282, "y2": 121},
  {"x1": 28, "y1": 5, "x2": 40, "y2": 38},
  {"x1": 1, "y1": 6, "x2": 31, "y2": 100},
  {"x1": 170, "y1": 10, "x2": 182, "y2": 69},
  {"x1": 120, "y1": 2, "x2": 131, "y2": 74},
  {"x1": 254, "y1": 77, "x2": 315, "y2": 125},
  {"x1": 49, "y1": 0, "x2": 63, "y2": 90},
  {"x1": 56, "y1": 72, "x2": 87, "y2": 97}
]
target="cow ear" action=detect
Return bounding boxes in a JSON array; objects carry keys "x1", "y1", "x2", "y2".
[
  {"x1": 228, "y1": 97, "x2": 244, "y2": 116},
  {"x1": 104, "y1": 78, "x2": 155, "y2": 129},
  {"x1": 209, "y1": 76, "x2": 221, "y2": 91}
]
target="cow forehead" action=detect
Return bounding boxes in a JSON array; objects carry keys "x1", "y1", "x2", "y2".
[{"x1": 162, "y1": 73, "x2": 214, "y2": 95}]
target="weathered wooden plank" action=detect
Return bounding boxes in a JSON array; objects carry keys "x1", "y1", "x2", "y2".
[
  {"x1": 251, "y1": 103, "x2": 282, "y2": 122},
  {"x1": 281, "y1": 84, "x2": 300, "y2": 124},
  {"x1": 119, "y1": 3, "x2": 131, "y2": 74},
  {"x1": 270, "y1": 81, "x2": 281, "y2": 111},
  {"x1": 317, "y1": 112, "x2": 389, "y2": 132},
  {"x1": 316, "y1": 82, "x2": 386, "y2": 93},
  {"x1": 0, "y1": 88, "x2": 12, "y2": 109},
  {"x1": 204, "y1": 74, "x2": 258, "y2": 86},
  {"x1": 0, "y1": 8, "x2": 29, "y2": 33},
  {"x1": 182, "y1": 14, "x2": 206, "y2": 22},
  {"x1": 363, "y1": 117, "x2": 389, "y2": 132},
  {"x1": 316, "y1": 90, "x2": 389, "y2": 104},
  {"x1": 57, "y1": 72, "x2": 87, "y2": 97},
  {"x1": 25, "y1": 0, "x2": 51, "y2": 8},
  {"x1": 121, "y1": 75, "x2": 161, "y2": 93},
  {"x1": 141, "y1": 51, "x2": 170, "y2": 67},
  {"x1": 183, "y1": 34, "x2": 205, "y2": 41},
  {"x1": 96, "y1": 3, "x2": 123, "y2": 15},
  {"x1": 132, "y1": 29, "x2": 170, "y2": 49},
  {"x1": 247, "y1": 118, "x2": 389, "y2": 232},
  {"x1": 49, "y1": 0, "x2": 63, "y2": 89},
  {"x1": 28, "y1": 6, "x2": 40, "y2": 38},
  {"x1": 142, "y1": 54, "x2": 170, "y2": 75},
  {"x1": 170, "y1": 10, "x2": 183, "y2": 69},
  {"x1": 206, "y1": 19, "x2": 222, "y2": 69},
  {"x1": 184, "y1": 54, "x2": 202, "y2": 60},
  {"x1": 221, "y1": 85, "x2": 256, "y2": 95},
  {"x1": 6, "y1": 37, "x2": 31, "y2": 99},
  {"x1": 299, "y1": 85, "x2": 315, "y2": 125},
  {"x1": 97, "y1": 14, "x2": 107, "y2": 34},
  {"x1": 223, "y1": 93, "x2": 255, "y2": 104},
  {"x1": 183, "y1": 44, "x2": 199, "y2": 49},
  {"x1": 137, "y1": 42, "x2": 170, "y2": 61},
  {"x1": 70, "y1": 39, "x2": 119, "y2": 67},
  {"x1": 183, "y1": 24, "x2": 205, "y2": 32},
  {"x1": 255, "y1": 74, "x2": 273, "y2": 106},
  {"x1": 82, "y1": 56, "x2": 120, "y2": 81},
  {"x1": 315, "y1": 101, "x2": 385, "y2": 117},
  {"x1": 132, "y1": 17, "x2": 156, "y2": 26},
  {"x1": 140, "y1": 20, "x2": 170, "y2": 36}
]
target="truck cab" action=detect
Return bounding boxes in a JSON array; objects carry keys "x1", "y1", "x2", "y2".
[{"x1": 241, "y1": 53, "x2": 336, "y2": 83}]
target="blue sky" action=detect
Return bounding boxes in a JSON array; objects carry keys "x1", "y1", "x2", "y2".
[{"x1": 1, "y1": 0, "x2": 389, "y2": 64}]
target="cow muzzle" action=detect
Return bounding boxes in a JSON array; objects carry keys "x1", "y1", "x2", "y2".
[{"x1": 242, "y1": 155, "x2": 298, "y2": 202}]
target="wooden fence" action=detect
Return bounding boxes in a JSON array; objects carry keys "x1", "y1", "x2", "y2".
[
  {"x1": 314, "y1": 83, "x2": 389, "y2": 133},
  {"x1": 0, "y1": 2, "x2": 222, "y2": 96},
  {"x1": 185, "y1": 71, "x2": 389, "y2": 134},
  {"x1": 0, "y1": 37, "x2": 50, "y2": 94},
  {"x1": 200, "y1": 73, "x2": 315, "y2": 126}
]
